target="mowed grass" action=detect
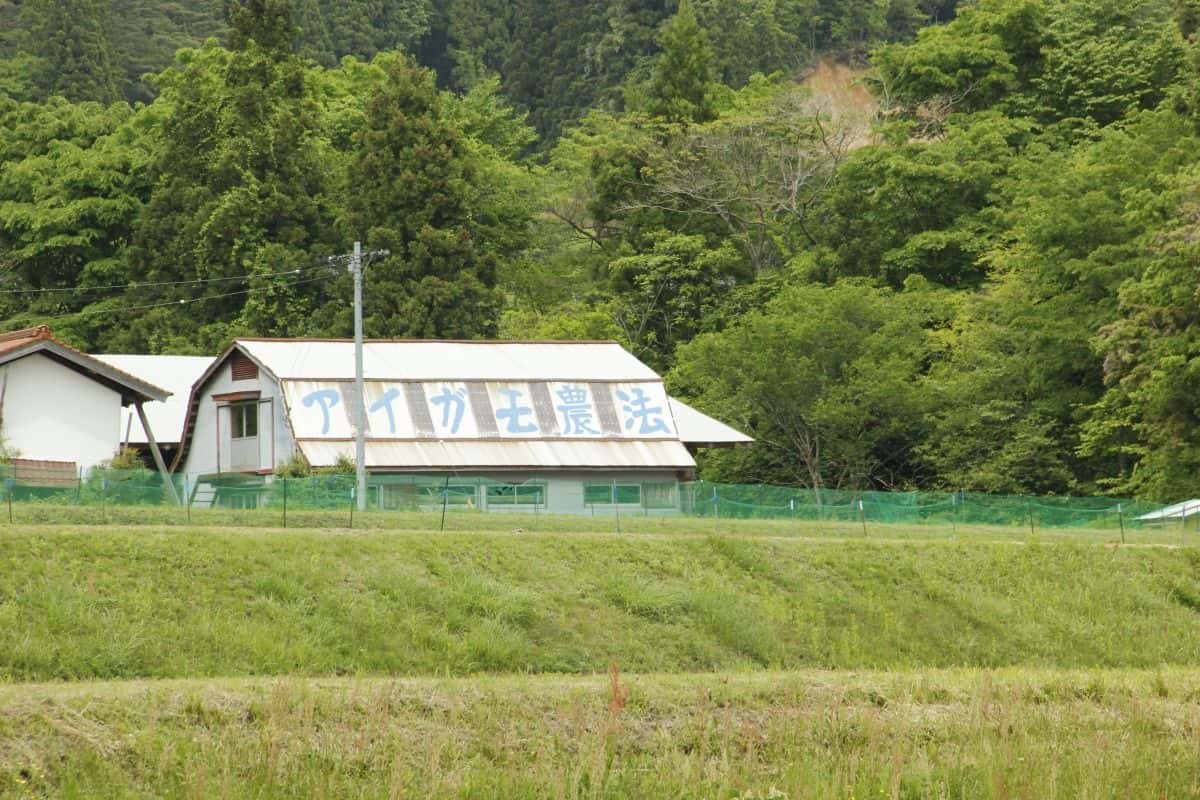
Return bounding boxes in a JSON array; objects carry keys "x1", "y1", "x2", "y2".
[
  {"x1": 3, "y1": 525, "x2": 1200, "y2": 680},
  {"x1": 3, "y1": 668, "x2": 1200, "y2": 798}
]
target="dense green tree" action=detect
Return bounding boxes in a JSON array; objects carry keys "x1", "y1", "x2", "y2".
[
  {"x1": 332, "y1": 54, "x2": 506, "y2": 338},
  {"x1": 648, "y1": 0, "x2": 717, "y2": 124},
  {"x1": 107, "y1": 0, "x2": 226, "y2": 103},
  {"x1": 0, "y1": 99, "x2": 150, "y2": 340},
  {"x1": 319, "y1": 0, "x2": 433, "y2": 61},
  {"x1": 814, "y1": 111, "x2": 1030, "y2": 287},
  {"x1": 19, "y1": 0, "x2": 124, "y2": 103},
  {"x1": 108, "y1": 0, "x2": 335, "y2": 352},
  {"x1": 1080, "y1": 169, "x2": 1200, "y2": 499},
  {"x1": 670, "y1": 278, "x2": 949, "y2": 491},
  {"x1": 874, "y1": 0, "x2": 1182, "y2": 129},
  {"x1": 921, "y1": 110, "x2": 1200, "y2": 495},
  {"x1": 607, "y1": 233, "x2": 748, "y2": 369}
]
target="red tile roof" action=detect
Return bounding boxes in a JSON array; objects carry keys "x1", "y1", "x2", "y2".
[{"x1": 0, "y1": 325, "x2": 52, "y2": 354}]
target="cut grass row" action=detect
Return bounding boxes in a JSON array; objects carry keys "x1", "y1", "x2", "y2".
[
  {"x1": 4, "y1": 526, "x2": 1200, "y2": 680},
  {"x1": 3, "y1": 668, "x2": 1199, "y2": 798}
]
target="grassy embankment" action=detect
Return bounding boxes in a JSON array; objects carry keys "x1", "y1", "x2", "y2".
[
  {"x1": 4, "y1": 523, "x2": 1200, "y2": 797},
  {"x1": 4, "y1": 526, "x2": 1200, "y2": 680}
]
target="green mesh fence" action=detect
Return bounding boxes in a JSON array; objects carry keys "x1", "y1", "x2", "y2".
[
  {"x1": 681, "y1": 481, "x2": 1167, "y2": 530},
  {"x1": 0, "y1": 464, "x2": 1173, "y2": 531}
]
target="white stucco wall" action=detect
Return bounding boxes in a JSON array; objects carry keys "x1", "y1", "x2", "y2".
[
  {"x1": 180, "y1": 357, "x2": 295, "y2": 477},
  {"x1": 0, "y1": 354, "x2": 122, "y2": 473}
]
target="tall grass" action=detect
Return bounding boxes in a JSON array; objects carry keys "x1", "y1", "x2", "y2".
[
  {"x1": 3, "y1": 526, "x2": 1200, "y2": 680},
  {"x1": 2, "y1": 669, "x2": 1199, "y2": 798}
]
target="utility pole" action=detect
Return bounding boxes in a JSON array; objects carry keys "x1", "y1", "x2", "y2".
[
  {"x1": 336, "y1": 241, "x2": 388, "y2": 513},
  {"x1": 351, "y1": 241, "x2": 366, "y2": 511}
]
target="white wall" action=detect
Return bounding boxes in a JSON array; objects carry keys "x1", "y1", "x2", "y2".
[
  {"x1": 0, "y1": 354, "x2": 122, "y2": 473},
  {"x1": 180, "y1": 357, "x2": 295, "y2": 477}
]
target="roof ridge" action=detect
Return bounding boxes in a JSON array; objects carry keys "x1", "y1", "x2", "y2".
[{"x1": 236, "y1": 337, "x2": 621, "y2": 345}]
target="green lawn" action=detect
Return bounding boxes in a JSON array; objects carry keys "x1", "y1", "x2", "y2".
[
  {"x1": 2, "y1": 525, "x2": 1200, "y2": 680},
  {"x1": 3, "y1": 668, "x2": 1200, "y2": 798}
]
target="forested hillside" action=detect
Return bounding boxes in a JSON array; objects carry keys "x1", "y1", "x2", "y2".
[{"x1": 2, "y1": 0, "x2": 1199, "y2": 501}]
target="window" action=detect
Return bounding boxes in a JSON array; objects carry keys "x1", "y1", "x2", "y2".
[
  {"x1": 487, "y1": 482, "x2": 546, "y2": 505},
  {"x1": 643, "y1": 482, "x2": 677, "y2": 510},
  {"x1": 584, "y1": 483, "x2": 641, "y2": 505},
  {"x1": 231, "y1": 402, "x2": 258, "y2": 439}
]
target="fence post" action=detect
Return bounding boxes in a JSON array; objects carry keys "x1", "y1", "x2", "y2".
[
  {"x1": 185, "y1": 477, "x2": 191, "y2": 525},
  {"x1": 534, "y1": 489, "x2": 540, "y2": 530},
  {"x1": 613, "y1": 480, "x2": 621, "y2": 534},
  {"x1": 6, "y1": 478, "x2": 12, "y2": 524},
  {"x1": 349, "y1": 486, "x2": 355, "y2": 529},
  {"x1": 282, "y1": 478, "x2": 288, "y2": 529},
  {"x1": 1026, "y1": 496, "x2": 1035, "y2": 538},
  {"x1": 859, "y1": 499, "x2": 867, "y2": 537},
  {"x1": 712, "y1": 486, "x2": 719, "y2": 532},
  {"x1": 439, "y1": 474, "x2": 450, "y2": 532},
  {"x1": 1118, "y1": 502, "x2": 1125, "y2": 545},
  {"x1": 951, "y1": 493, "x2": 958, "y2": 539},
  {"x1": 100, "y1": 477, "x2": 107, "y2": 524}
]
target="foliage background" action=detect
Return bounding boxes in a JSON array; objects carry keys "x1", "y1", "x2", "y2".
[{"x1": 3, "y1": 0, "x2": 1200, "y2": 500}]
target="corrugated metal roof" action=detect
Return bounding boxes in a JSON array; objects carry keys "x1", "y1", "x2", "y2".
[
  {"x1": 296, "y1": 439, "x2": 696, "y2": 470},
  {"x1": 237, "y1": 339, "x2": 661, "y2": 382},
  {"x1": 96, "y1": 355, "x2": 214, "y2": 444},
  {"x1": 668, "y1": 398, "x2": 753, "y2": 446},
  {"x1": 1138, "y1": 499, "x2": 1200, "y2": 521}
]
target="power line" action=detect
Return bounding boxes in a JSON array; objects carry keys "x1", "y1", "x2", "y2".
[
  {"x1": 6, "y1": 272, "x2": 336, "y2": 324},
  {"x1": 0, "y1": 261, "x2": 339, "y2": 296}
]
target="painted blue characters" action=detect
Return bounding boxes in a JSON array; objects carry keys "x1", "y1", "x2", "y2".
[
  {"x1": 495, "y1": 387, "x2": 538, "y2": 434},
  {"x1": 430, "y1": 386, "x2": 468, "y2": 434},
  {"x1": 298, "y1": 381, "x2": 672, "y2": 439},
  {"x1": 302, "y1": 389, "x2": 340, "y2": 435},
  {"x1": 617, "y1": 386, "x2": 670, "y2": 435},
  {"x1": 369, "y1": 388, "x2": 402, "y2": 434},
  {"x1": 555, "y1": 384, "x2": 598, "y2": 435}
]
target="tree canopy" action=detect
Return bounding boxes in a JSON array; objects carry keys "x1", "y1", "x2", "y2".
[{"x1": 8, "y1": 0, "x2": 1200, "y2": 500}]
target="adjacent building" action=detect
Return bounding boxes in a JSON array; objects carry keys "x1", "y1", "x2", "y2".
[{"x1": 0, "y1": 326, "x2": 170, "y2": 480}]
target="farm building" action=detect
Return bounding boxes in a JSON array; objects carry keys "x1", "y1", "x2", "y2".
[
  {"x1": 0, "y1": 326, "x2": 171, "y2": 479},
  {"x1": 173, "y1": 338, "x2": 750, "y2": 513},
  {"x1": 94, "y1": 354, "x2": 215, "y2": 468}
]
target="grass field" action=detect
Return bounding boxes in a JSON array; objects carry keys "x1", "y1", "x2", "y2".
[
  {"x1": 3, "y1": 669, "x2": 1200, "y2": 798},
  {"x1": 3, "y1": 520, "x2": 1200, "y2": 797}
]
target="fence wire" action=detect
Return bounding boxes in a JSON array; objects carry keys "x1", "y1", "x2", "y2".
[{"x1": 0, "y1": 465, "x2": 1175, "y2": 531}]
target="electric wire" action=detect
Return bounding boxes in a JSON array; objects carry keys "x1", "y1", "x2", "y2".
[
  {"x1": 0, "y1": 261, "x2": 339, "y2": 295},
  {"x1": 7, "y1": 272, "x2": 337, "y2": 324}
]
